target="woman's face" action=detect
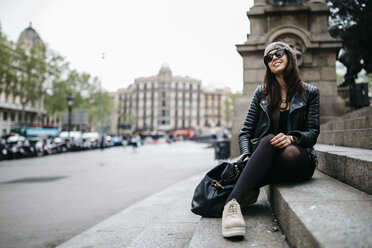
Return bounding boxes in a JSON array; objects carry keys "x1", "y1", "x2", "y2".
[{"x1": 267, "y1": 49, "x2": 288, "y2": 76}]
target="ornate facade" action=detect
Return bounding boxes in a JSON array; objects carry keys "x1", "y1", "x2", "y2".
[
  {"x1": 0, "y1": 24, "x2": 46, "y2": 135},
  {"x1": 110, "y1": 64, "x2": 231, "y2": 133}
]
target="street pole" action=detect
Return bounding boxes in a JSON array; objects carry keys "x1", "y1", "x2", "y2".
[
  {"x1": 117, "y1": 110, "x2": 120, "y2": 136},
  {"x1": 67, "y1": 95, "x2": 74, "y2": 139},
  {"x1": 99, "y1": 53, "x2": 104, "y2": 148},
  {"x1": 68, "y1": 105, "x2": 71, "y2": 138}
]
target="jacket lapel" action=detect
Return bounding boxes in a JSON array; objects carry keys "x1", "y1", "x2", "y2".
[
  {"x1": 290, "y1": 92, "x2": 305, "y2": 114},
  {"x1": 259, "y1": 95, "x2": 269, "y2": 113}
]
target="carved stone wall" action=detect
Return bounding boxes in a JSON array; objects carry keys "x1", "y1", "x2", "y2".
[{"x1": 230, "y1": 0, "x2": 346, "y2": 158}]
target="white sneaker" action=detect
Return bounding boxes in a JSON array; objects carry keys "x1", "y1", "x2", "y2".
[{"x1": 221, "y1": 199, "x2": 245, "y2": 237}]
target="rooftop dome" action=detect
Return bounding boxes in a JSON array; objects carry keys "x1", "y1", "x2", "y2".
[
  {"x1": 158, "y1": 63, "x2": 172, "y2": 77},
  {"x1": 17, "y1": 23, "x2": 45, "y2": 50}
]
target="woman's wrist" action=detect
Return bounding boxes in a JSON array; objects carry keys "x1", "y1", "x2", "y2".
[{"x1": 288, "y1": 135, "x2": 298, "y2": 144}]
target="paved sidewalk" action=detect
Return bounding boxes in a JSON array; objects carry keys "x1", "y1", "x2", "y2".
[
  {"x1": 57, "y1": 173, "x2": 204, "y2": 248},
  {"x1": 0, "y1": 141, "x2": 215, "y2": 248}
]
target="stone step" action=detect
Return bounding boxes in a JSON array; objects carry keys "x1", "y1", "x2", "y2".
[
  {"x1": 320, "y1": 115, "x2": 372, "y2": 131},
  {"x1": 338, "y1": 106, "x2": 372, "y2": 120},
  {"x1": 265, "y1": 170, "x2": 372, "y2": 248},
  {"x1": 56, "y1": 174, "x2": 203, "y2": 248},
  {"x1": 317, "y1": 128, "x2": 372, "y2": 149},
  {"x1": 315, "y1": 144, "x2": 372, "y2": 194},
  {"x1": 188, "y1": 188, "x2": 290, "y2": 248}
]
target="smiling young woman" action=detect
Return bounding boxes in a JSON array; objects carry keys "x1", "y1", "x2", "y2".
[{"x1": 221, "y1": 42, "x2": 320, "y2": 238}]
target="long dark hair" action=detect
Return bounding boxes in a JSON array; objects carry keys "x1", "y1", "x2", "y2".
[{"x1": 262, "y1": 50, "x2": 304, "y2": 107}]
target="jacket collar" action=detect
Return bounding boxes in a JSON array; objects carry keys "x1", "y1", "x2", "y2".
[
  {"x1": 259, "y1": 95, "x2": 269, "y2": 113},
  {"x1": 260, "y1": 92, "x2": 305, "y2": 114},
  {"x1": 290, "y1": 91, "x2": 306, "y2": 114}
]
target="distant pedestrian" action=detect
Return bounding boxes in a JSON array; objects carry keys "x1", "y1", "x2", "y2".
[
  {"x1": 221, "y1": 42, "x2": 320, "y2": 238},
  {"x1": 129, "y1": 135, "x2": 138, "y2": 150},
  {"x1": 100, "y1": 136, "x2": 105, "y2": 150}
]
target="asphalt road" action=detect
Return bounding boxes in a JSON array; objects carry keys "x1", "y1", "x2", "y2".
[{"x1": 0, "y1": 141, "x2": 215, "y2": 248}]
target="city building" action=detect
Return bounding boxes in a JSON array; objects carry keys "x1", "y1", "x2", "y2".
[
  {"x1": 110, "y1": 64, "x2": 231, "y2": 134},
  {"x1": 0, "y1": 24, "x2": 47, "y2": 135}
]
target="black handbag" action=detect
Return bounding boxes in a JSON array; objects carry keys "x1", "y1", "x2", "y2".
[{"x1": 190, "y1": 159, "x2": 245, "y2": 218}]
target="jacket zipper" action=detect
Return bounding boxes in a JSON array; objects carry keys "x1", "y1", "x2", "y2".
[{"x1": 251, "y1": 102, "x2": 271, "y2": 144}]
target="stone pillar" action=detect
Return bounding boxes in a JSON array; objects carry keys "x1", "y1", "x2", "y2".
[{"x1": 230, "y1": 0, "x2": 346, "y2": 158}]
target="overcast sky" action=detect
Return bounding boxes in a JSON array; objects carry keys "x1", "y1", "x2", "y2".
[{"x1": 0, "y1": 0, "x2": 254, "y2": 92}]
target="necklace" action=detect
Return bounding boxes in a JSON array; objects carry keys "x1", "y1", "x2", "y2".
[{"x1": 280, "y1": 98, "x2": 289, "y2": 111}]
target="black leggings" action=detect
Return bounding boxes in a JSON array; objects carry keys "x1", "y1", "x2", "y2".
[{"x1": 226, "y1": 134, "x2": 316, "y2": 204}]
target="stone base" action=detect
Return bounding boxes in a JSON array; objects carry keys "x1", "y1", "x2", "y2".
[
  {"x1": 230, "y1": 96, "x2": 251, "y2": 159},
  {"x1": 337, "y1": 86, "x2": 350, "y2": 107}
]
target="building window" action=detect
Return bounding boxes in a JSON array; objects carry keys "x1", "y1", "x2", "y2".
[
  {"x1": 162, "y1": 110, "x2": 166, "y2": 116},
  {"x1": 11, "y1": 113, "x2": 15, "y2": 121},
  {"x1": 3, "y1": 112, "x2": 7, "y2": 121},
  {"x1": 162, "y1": 91, "x2": 166, "y2": 98},
  {"x1": 162, "y1": 100, "x2": 166, "y2": 107}
]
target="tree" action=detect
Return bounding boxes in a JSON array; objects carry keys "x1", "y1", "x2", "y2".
[
  {"x1": 15, "y1": 44, "x2": 46, "y2": 126},
  {"x1": 45, "y1": 67, "x2": 114, "y2": 131},
  {"x1": 0, "y1": 30, "x2": 16, "y2": 102},
  {"x1": 327, "y1": 0, "x2": 372, "y2": 86},
  {"x1": 223, "y1": 92, "x2": 242, "y2": 128},
  {"x1": 43, "y1": 50, "x2": 70, "y2": 119}
]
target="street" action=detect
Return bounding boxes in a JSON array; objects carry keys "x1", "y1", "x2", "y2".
[{"x1": 0, "y1": 141, "x2": 215, "y2": 248}]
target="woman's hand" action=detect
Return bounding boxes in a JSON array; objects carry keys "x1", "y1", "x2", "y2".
[{"x1": 270, "y1": 133, "x2": 291, "y2": 148}]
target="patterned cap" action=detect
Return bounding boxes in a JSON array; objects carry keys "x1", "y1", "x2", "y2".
[{"x1": 264, "y1": 41, "x2": 297, "y2": 65}]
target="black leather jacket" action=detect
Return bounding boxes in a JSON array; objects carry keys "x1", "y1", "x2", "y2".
[{"x1": 239, "y1": 82, "x2": 320, "y2": 161}]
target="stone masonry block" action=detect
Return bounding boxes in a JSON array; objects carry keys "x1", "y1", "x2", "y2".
[
  {"x1": 301, "y1": 67, "x2": 321, "y2": 81},
  {"x1": 312, "y1": 53, "x2": 336, "y2": 67},
  {"x1": 243, "y1": 68, "x2": 266, "y2": 83},
  {"x1": 317, "y1": 129, "x2": 372, "y2": 149},
  {"x1": 309, "y1": 15, "x2": 329, "y2": 34},
  {"x1": 266, "y1": 171, "x2": 372, "y2": 248},
  {"x1": 302, "y1": 52, "x2": 313, "y2": 65},
  {"x1": 243, "y1": 54, "x2": 266, "y2": 69},
  {"x1": 243, "y1": 83, "x2": 261, "y2": 97},
  {"x1": 310, "y1": 81, "x2": 338, "y2": 95},
  {"x1": 268, "y1": 13, "x2": 308, "y2": 32},
  {"x1": 320, "y1": 66, "x2": 336, "y2": 81},
  {"x1": 315, "y1": 144, "x2": 372, "y2": 194},
  {"x1": 250, "y1": 17, "x2": 268, "y2": 37}
]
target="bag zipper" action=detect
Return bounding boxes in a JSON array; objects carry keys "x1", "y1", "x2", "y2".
[{"x1": 211, "y1": 180, "x2": 224, "y2": 189}]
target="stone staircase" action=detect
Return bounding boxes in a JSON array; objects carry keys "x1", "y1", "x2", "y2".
[
  {"x1": 264, "y1": 106, "x2": 372, "y2": 248},
  {"x1": 317, "y1": 106, "x2": 372, "y2": 149},
  {"x1": 57, "y1": 107, "x2": 372, "y2": 248}
]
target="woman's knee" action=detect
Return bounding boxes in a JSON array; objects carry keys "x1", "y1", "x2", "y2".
[
  {"x1": 280, "y1": 145, "x2": 302, "y2": 161},
  {"x1": 260, "y1": 134, "x2": 275, "y2": 146}
]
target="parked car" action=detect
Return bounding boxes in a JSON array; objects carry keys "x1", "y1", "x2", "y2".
[
  {"x1": 111, "y1": 136, "x2": 123, "y2": 146},
  {"x1": 0, "y1": 139, "x2": 8, "y2": 160},
  {"x1": 6, "y1": 135, "x2": 30, "y2": 159},
  {"x1": 53, "y1": 137, "x2": 68, "y2": 153},
  {"x1": 28, "y1": 137, "x2": 45, "y2": 157}
]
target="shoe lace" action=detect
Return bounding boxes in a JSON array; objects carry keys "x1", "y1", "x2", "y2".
[{"x1": 227, "y1": 202, "x2": 238, "y2": 216}]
